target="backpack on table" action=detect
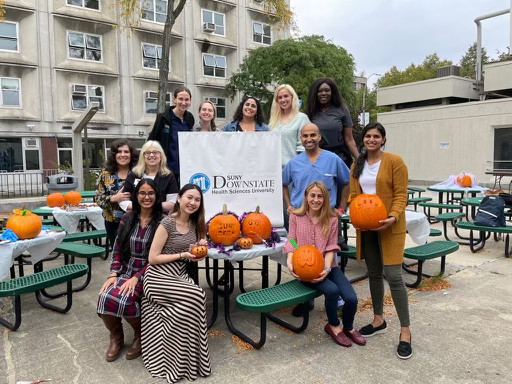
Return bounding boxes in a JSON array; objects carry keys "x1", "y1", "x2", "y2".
[{"x1": 474, "y1": 195, "x2": 506, "y2": 227}]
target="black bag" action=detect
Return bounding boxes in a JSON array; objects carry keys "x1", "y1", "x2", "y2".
[
  {"x1": 474, "y1": 195, "x2": 506, "y2": 227},
  {"x1": 499, "y1": 193, "x2": 512, "y2": 206}
]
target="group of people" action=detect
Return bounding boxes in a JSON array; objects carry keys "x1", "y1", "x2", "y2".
[{"x1": 94, "y1": 76, "x2": 412, "y2": 384}]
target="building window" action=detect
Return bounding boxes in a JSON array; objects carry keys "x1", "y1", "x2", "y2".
[
  {"x1": 66, "y1": 0, "x2": 100, "y2": 10},
  {"x1": 0, "y1": 138, "x2": 22, "y2": 172},
  {"x1": 68, "y1": 32, "x2": 102, "y2": 62},
  {"x1": 57, "y1": 138, "x2": 73, "y2": 168},
  {"x1": 203, "y1": 54, "x2": 226, "y2": 78},
  {"x1": 141, "y1": 0, "x2": 167, "y2": 23},
  {"x1": 71, "y1": 84, "x2": 105, "y2": 112},
  {"x1": 0, "y1": 21, "x2": 18, "y2": 52},
  {"x1": 201, "y1": 10, "x2": 225, "y2": 36},
  {"x1": 0, "y1": 77, "x2": 21, "y2": 107},
  {"x1": 253, "y1": 22, "x2": 271, "y2": 45},
  {"x1": 494, "y1": 128, "x2": 512, "y2": 170},
  {"x1": 204, "y1": 96, "x2": 226, "y2": 119},
  {"x1": 142, "y1": 43, "x2": 168, "y2": 70},
  {"x1": 144, "y1": 91, "x2": 171, "y2": 114}
]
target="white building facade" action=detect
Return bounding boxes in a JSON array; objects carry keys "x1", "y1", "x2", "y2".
[{"x1": 0, "y1": 0, "x2": 288, "y2": 183}]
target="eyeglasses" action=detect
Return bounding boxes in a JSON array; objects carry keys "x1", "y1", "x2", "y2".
[
  {"x1": 144, "y1": 151, "x2": 160, "y2": 157},
  {"x1": 137, "y1": 191, "x2": 156, "y2": 198}
]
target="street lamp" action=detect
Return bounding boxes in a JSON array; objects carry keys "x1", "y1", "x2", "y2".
[{"x1": 362, "y1": 73, "x2": 381, "y2": 127}]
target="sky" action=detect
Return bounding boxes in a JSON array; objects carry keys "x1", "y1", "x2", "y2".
[{"x1": 290, "y1": 0, "x2": 511, "y2": 87}]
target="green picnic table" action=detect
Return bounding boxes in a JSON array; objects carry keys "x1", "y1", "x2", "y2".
[{"x1": 80, "y1": 190, "x2": 96, "y2": 200}]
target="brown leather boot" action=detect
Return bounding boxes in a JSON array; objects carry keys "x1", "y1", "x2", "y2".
[
  {"x1": 101, "y1": 314, "x2": 124, "y2": 362},
  {"x1": 124, "y1": 316, "x2": 142, "y2": 360}
]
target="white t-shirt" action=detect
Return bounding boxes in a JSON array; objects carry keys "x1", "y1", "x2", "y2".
[{"x1": 359, "y1": 160, "x2": 381, "y2": 195}]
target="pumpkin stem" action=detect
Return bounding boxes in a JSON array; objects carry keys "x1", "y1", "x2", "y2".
[
  {"x1": 255, "y1": 205, "x2": 260, "y2": 213},
  {"x1": 289, "y1": 238, "x2": 298, "y2": 250},
  {"x1": 222, "y1": 203, "x2": 227, "y2": 215},
  {"x1": 21, "y1": 205, "x2": 27, "y2": 216}
]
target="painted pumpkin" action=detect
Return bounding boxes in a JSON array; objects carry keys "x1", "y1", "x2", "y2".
[
  {"x1": 241, "y1": 205, "x2": 271, "y2": 244},
  {"x1": 190, "y1": 245, "x2": 208, "y2": 258},
  {"x1": 208, "y1": 204, "x2": 240, "y2": 246},
  {"x1": 292, "y1": 245, "x2": 324, "y2": 282},
  {"x1": 238, "y1": 237, "x2": 254, "y2": 249},
  {"x1": 46, "y1": 193, "x2": 65, "y2": 208},
  {"x1": 64, "y1": 191, "x2": 82, "y2": 206},
  {"x1": 350, "y1": 194, "x2": 387, "y2": 230},
  {"x1": 6, "y1": 208, "x2": 43, "y2": 240}
]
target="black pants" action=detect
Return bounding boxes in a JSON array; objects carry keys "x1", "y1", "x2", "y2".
[{"x1": 105, "y1": 220, "x2": 120, "y2": 248}]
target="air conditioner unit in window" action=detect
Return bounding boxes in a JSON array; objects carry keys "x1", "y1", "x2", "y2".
[
  {"x1": 145, "y1": 91, "x2": 158, "y2": 100},
  {"x1": 208, "y1": 97, "x2": 218, "y2": 104},
  {"x1": 72, "y1": 84, "x2": 87, "y2": 94},
  {"x1": 203, "y1": 22, "x2": 216, "y2": 33}
]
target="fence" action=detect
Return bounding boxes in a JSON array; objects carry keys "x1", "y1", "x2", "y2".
[{"x1": 0, "y1": 168, "x2": 101, "y2": 198}]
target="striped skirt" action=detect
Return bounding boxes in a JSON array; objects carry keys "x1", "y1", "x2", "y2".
[{"x1": 141, "y1": 261, "x2": 211, "y2": 383}]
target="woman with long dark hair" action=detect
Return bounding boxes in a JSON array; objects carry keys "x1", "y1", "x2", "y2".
[
  {"x1": 97, "y1": 179, "x2": 163, "y2": 362},
  {"x1": 222, "y1": 95, "x2": 268, "y2": 131},
  {"x1": 142, "y1": 184, "x2": 211, "y2": 383},
  {"x1": 95, "y1": 139, "x2": 138, "y2": 245},
  {"x1": 305, "y1": 77, "x2": 358, "y2": 170},
  {"x1": 349, "y1": 122, "x2": 411, "y2": 359}
]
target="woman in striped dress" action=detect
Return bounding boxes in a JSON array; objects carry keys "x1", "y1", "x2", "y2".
[
  {"x1": 143, "y1": 183, "x2": 211, "y2": 383},
  {"x1": 97, "y1": 178, "x2": 163, "y2": 362}
]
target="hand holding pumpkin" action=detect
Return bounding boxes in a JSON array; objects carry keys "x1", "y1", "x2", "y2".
[
  {"x1": 371, "y1": 216, "x2": 397, "y2": 232},
  {"x1": 310, "y1": 268, "x2": 329, "y2": 283},
  {"x1": 286, "y1": 253, "x2": 300, "y2": 280}
]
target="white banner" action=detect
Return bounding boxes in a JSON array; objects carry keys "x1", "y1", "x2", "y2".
[{"x1": 179, "y1": 132, "x2": 283, "y2": 226}]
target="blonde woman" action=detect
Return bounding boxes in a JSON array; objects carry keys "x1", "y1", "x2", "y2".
[
  {"x1": 121, "y1": 141, "x2": 178, "y2": 212},
  {"x1": 193, "y1": 100, "x2": 218, "y2": 132},
  {"x1": 269, "y1": 84, "x2": 310, "y2": 168},
  {"x1": 282, "y1": 181, "x2": 364, "y2": 348}
]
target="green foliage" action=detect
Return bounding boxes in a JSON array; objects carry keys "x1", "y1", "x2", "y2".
[
  {"x1": 226, "y1": 35, "x2": 356, "y2": 118},
  {"x1": 376, "y1": 53, "x2": 453, "y2": 88},
  {"x1": 490, "y1": 47, "x2": 512, "y2": 63},
  {"x1": 459, "y1": 42, "x2": 488, "y2": 78}
]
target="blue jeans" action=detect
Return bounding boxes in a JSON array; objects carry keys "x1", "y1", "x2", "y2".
[{"x1": 303, "y1": 267, "x2": 357, "y2": 329}]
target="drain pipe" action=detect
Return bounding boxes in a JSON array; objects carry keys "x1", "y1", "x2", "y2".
[{"x1": 475, "y1": 7, "x2": 511, "y2": 83}]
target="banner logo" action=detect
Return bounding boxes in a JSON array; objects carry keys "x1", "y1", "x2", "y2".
[{"x1": 189, "y1": 173, "x2": 211, "y2": 193}]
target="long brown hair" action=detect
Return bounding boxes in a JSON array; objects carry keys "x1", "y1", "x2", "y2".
[
  {"x1": 171, "y1": 183, "x2": 206, "y2": 239},
  {"x1": 293, "y1": 181, "x2": 336, "y2": 237}
]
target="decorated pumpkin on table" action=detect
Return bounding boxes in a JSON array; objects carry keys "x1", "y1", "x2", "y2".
[
  {"x1": 64, "y1": 191, "x2": 82, "y2": 206},
  {"x1": 190, "y1": 244, "x2": 208, "y2": 258},
  {"x1": 208, "y1": 204, "x2": 240, "y2": 246},
  {"x1": 241, "y1": 205, "x2": 271, "y2": 244},
  {"x1": 6, "y1": 208, "x2": 42, "y2": 240},
  {"x1": 237, "y1": 237, "x2": 253, "y2": 249},
  {"x1": 46, "y1": 193, "x2": 65, "y2": 208},
  {"x1": 291, "y1": 242, "x2": 324, "y2": 282},
  {"x1": 349, "y1": 194, "x2": 387, "y2": 230}
]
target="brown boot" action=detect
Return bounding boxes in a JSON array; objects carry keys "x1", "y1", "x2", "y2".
[
  {"x1": 101, "y1": 314, "x2": 124, "y2": 362},
  {"x1": 124, "y1": 316, "x2": 142, "y2": 360}
]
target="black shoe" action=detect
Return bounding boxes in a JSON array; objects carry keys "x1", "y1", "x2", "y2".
[
  {"x1": 397, "y1": 334, "x2": 412, "y2": 360},
  {"x1": 291, "y1": 302, "x2": 314, "y2": 317},
  {"x1": 359, "y1": 320, "x2": 387, "y2": 337}
]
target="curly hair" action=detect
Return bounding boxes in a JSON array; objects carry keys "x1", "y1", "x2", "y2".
[
  {"x1": 305, "y1": 77, "x2": 345, "y2": 120},
  {"x1": 104, "y1": 139, "x2": 139, "y2": 174},
  {"x1": 232, "y1": 95, "x2": 265, "y2": 126}
]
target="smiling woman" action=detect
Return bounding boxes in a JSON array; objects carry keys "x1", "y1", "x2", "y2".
[{"x1": 222, "y1": 95, "x2": 269, "y2": 132}]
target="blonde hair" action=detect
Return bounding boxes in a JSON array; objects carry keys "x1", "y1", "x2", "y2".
[
  {"x1": 132, "y1": 140, "x2": 171, "y2": 177},
  {"x1": 198, "y1": 100, "x2": 217, "y2": 131},
  {"x1": 269, "y1": 84, "x2": 300, "y2": 129},
  {"x1": 293, "y1": 181, "x2": 336, "y2": 237}
]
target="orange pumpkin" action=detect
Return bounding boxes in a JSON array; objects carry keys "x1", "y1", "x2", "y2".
[
  {"x1": 190, "y1": 245, "x2": 208, "y2": 258},
  {"x1": 64, "y1": 191, "x2": 82, "y2": 206},
  {"x1": 456, "y1": 174, "x2": 472, "y2": 188},
  {"x1": 292, "y1": 245, "x2": 324, "y2": 282},
  {"x1": 241, "y1": 205, "x2": 271, "y2": 244},
  {"x1": 46, "y1": 193, "x2": 65, "y2": 208},
  {"x1": 237, "y1": 237, "x2": 253, "y2": 249},
  {"x1": 350, "y1": 194, "x2": 387, "y2": 230},
  {"x1": 208, "y1": 204, "x2": 240, "y2": 246},
  {"x1": 6, "y1": 208, "x2": 42, "y2": 240}
]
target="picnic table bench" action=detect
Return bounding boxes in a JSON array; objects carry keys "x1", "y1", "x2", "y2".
[
  {"x1": 402, "y1": 241, "x2": 459, "y2": 287},
  {"x1": 454, "y1": 221, "x2": 512, "y2": 257},
  {"x1": 419, "y1": 202, "x2": 463, "y2": 223},
  {"x1": 339, "y1": 245, "x2": 368, "y2": 283},
  {"x1": 63, "y1": 229, "x2": 108, "y2": 259},
  {"x1": 0, "y1": 264, "x2": 88, "y2": 331},
  {"x1": 235, "y1": 280, "x2": 322, "y2": 349}
]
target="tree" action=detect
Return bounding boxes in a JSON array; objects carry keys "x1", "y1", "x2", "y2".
[
  {"x1": 114, "y1": 0, "x2": 293, "y2": 113},
  {"x1": 459, "y1": 42, "x2": 488, "y2": 78},
  {"x1": 490, "y1": 47, "x2": 512, "y2": 62},
  {"x1": 226, "y1": 35, "x2": 356, "y2": 117},
  {"x1": 375, "y1": 53, "x2": 453, "y2": 88},
  {"x1": 0, "y1": 1, "x2": 6, "y2": 21}
]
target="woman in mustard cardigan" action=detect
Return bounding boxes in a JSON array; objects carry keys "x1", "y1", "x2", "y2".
[{"x1": 349, "y1": 122, "x2": 412, "y2": 360}]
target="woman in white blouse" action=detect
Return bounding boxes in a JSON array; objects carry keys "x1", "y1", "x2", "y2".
[{"x1": 268, "y1": 84, "x2": 310, "y2": 168}]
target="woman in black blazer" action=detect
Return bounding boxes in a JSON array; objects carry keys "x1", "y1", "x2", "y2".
[{"x1": 120, "y1": 141, "x2": 179, "y2": 213}]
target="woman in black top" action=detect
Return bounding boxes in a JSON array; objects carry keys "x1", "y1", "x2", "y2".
[{"x1": 305, "y1": 77, "x2": 359, "y2": 169}]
